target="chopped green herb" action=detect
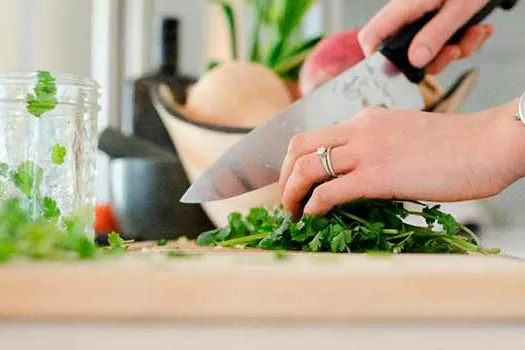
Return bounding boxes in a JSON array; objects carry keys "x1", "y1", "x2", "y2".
[
  {"x1": 157, "y1": 239, "x2": 168, "y2": 246},
  {"x1": 166, "y1": 250, "x2": 201, "y2": 259},
  {"x1": 51, "y1": 144, "x2": 67, "y2": 165},
  {"x1": 26, "y1": 71, "x2": 57, "y2": 118},
  {"x1": 0, "y1": 197, "x2": 101, "y2": 262},
  {"x1": 42, "y1": 196, "x2": 60, "y2": 219},
  {"x1": 10, "y1": 160, "x2": 43, "y2": 198},
  {"x1": 274, "y1": 250, "x2": 288, "y2": 261},
  {"x1": 196, "y1": 200, "x2": 499, "y2": 255},
  {"x1": 106, "y1": 232, "x2": 128, "y2": 253}
]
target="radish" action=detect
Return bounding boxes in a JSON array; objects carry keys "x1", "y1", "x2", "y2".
[{"x1": 299, "y1": 28, "x2": 365, "y2": 96}]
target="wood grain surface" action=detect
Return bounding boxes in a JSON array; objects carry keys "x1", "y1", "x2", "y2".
[{"x1": 1, "y1": 241, "x2": 525, "y2": 322}]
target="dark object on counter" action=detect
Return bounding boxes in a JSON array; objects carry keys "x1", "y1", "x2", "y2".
[
  {"x1": 129, "y1": 17, "x2": 196, "y2": 154},
  {"x1": 98, "y1": 127, "x2": 175, "y2": 160},
  {"x1": 109, "y1": 157, "x2": 215, "y2": 241}
]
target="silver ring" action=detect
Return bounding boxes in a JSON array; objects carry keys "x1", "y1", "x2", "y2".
[{"x1": 316, "y1": 147, "x2": 337, "y2": 178}]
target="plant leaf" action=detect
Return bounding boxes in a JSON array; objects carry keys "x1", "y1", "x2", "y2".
[
  {"x1": 277, "y1": 0, "x2": 316, "y2": 39},
  {"x1": 51, "y1": 144, "x2": 67, "y2": 165},
  {"x1": 272, "y1": 34, "x2": 324, "y2": 75},
  {"x1": 258, "y1": 213, "x2": 291, "y2": 249},
  {"x1": 330, "y1": 229, "x2": 352, "y2": 253},
  {"x1": 211, "y1": 0, "x2": 238, "y2": 60},
  {"x1": 266, "y1": 0, "x2": 317, "y2": 65}
]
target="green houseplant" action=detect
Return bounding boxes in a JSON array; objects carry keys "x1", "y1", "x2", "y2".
[{"x1": 209, "y1": 0, "x2": 324, "y2": 99}]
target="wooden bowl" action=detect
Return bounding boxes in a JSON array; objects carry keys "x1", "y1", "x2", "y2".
[{"x1": 149, "y1": 83, "x2": 281, "y2": 227}]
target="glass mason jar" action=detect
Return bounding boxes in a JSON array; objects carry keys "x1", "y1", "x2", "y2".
[{"x1": 0, "y1": 72, "x2": 100, "y2": 238}]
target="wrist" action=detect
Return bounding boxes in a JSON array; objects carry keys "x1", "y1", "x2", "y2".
[{"x1": 486, "y1": 98, "x2": 525, "y2": 180}]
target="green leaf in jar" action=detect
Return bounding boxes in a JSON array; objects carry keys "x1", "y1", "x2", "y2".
[
  {"x1": 11, "y1": 161, "x2": 44, "y2": 198},
  {"x1": 26, "y1": 70, "x2": 58, "y2": 118},
  {"x1": 51, "y1": 144, "x2": 67, "y2": 165},
  {"x1": 42, "y1": 196, "x2": 60, "y2": 219}
]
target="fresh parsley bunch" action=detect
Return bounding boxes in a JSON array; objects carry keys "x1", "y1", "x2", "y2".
[{"x1": 197, "y1": 199, "x2": 500, "y2": 255}]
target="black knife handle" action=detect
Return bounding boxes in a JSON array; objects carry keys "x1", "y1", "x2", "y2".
[{"x1": 379, "y1": 0, "x2": 518, "y2": 84}]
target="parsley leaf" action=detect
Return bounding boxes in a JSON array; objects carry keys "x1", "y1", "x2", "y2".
[
  {"x1": 42, "y1": 196, "x2": 60, "y2": 219},
  {"x1": 258, "y1": 213, "x2": 291, "y2": 249},
  {"x1": 330, "y1": 228, "x2": 352, "y2": 253},
  {"x1": 308, "y1": 229, "x2": 325, "y2": 252},
  {"x1": 26, "y1": 71, "x2": 58, "y2": 118},
  {"x1": 51, "y1": 144, "x2": 67, "y2": 165},
  {"x1": 11, "y1": 161, "x2": 43, "y2": 198},
  {"x1": 106, "y1": 232, "x2": 127, "y2": 252},
  {"x1": 196, "y1": 227, "x2": 223, "y2": 246}
]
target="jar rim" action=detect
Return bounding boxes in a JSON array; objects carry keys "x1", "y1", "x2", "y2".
[
  {"x1": 0, "y1": 71, "x2": 100, "y2": 113},
  {"x1": 0, "y1": 71, "x2": 100, "y2": 91}
]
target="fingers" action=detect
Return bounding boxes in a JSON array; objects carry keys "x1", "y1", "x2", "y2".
[
  {"x1": 281, "y1": 147, "x2": 358, "y2": 219},
  {"x1": 279, "y1": 124, "x2": 348, "y2": 195},
  {"x1": 426, "y1": 46, "x2": 462, "y2": 75},
  {"x1": 303, "y1": 171, "x2": 377, "y2": 216},
  {"x1": 457, "y1": 23, "x2": 494, "y2": 58},
  {"x1": 358, "y1": 0, "x2": 437, "y2": 56},
  {"x1": 408, "y1": 0, "x2": 489, "y2": 68},
  {"x1": 426, "y1": 24, "x2": 494, "y2": 74}
]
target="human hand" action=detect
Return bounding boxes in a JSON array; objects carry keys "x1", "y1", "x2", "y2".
[
  {"x1": 358, "y1": 0, "x2": 494, "y2": 75},
  {"x1": 279, "y1": 100, "x2": 525, "y2": 219}
]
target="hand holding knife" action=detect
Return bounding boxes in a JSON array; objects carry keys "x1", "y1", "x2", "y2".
[{"x1": 181, "y1": 0, "x2": 518, "y2": 205}]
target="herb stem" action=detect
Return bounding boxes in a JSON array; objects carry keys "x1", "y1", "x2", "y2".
[
  {"x1": 381, "y1": 229, "x2": 399, "y2": 235},
  {"x1": 218, "y1": 232, "x2": 268, "y2": 247},
  {"x1": 458, "y1": 223, "x2": 481, "y2": 245},
  {"x1": 387, "y1": 231, "x2": 414, "y2": 240},
  {"x1": 337, "y1": 211, "x2": 370, "y2": 226}
]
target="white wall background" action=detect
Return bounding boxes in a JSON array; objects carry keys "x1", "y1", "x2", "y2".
[{"x1": 0, "y1": 0, "x2": 92, "y2": 75}]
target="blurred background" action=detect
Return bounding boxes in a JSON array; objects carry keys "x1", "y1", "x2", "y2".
[{"x1": 1, "y1": 0, "x2": 524, "y2": 253}]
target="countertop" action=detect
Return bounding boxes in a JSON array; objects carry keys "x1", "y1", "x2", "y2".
[{"x1": 2, "y1": 235, "x2": 525, "y2": 350}]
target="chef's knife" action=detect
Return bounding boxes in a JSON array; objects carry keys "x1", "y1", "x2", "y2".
[{"x1": 181, "y1": 0, "x2": 518, "y2": 203}]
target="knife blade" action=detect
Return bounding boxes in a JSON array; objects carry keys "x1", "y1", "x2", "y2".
[{"x1": 181, "y1": 0, "x2": 517, "y2": 204}]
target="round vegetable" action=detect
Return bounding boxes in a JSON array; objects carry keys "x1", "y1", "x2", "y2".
[
  {"x1": 299, "y1": 28, "x2": 365, "y2": 95},
  {"x1": 185, "y1": 61, "x2": 293, "y2": 128}
]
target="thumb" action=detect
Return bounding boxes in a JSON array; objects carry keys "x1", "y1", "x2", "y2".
[
  {"x1": 358, "y1": 0, "x2": 438, "y2": 56},
  {"x1": 408, "y1": 0, "x2": 488, "y2": 68}
]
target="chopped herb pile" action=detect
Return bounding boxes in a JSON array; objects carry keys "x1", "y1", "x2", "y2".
[
  {"x1": 0, "y1": 197, "x2": 103, "y2": 262},
  {"x1": 196, "y1": 200, "x2": 499, "y2": 255}
]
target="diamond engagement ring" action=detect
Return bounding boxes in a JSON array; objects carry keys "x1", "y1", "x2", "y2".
[{"x1": 316, "y1": 147, "x2": 337, "y2": 179}]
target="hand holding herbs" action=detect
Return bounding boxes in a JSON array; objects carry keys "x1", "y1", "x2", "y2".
[{"x1": 197, "y1": 199, "x2": 499, "y2": 255}]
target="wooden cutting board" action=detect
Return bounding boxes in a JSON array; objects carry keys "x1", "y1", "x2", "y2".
[{"x1": 1, "y1": 240, "x2": 525, "y2": 322}]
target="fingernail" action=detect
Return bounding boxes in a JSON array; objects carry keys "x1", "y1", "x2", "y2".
[
  {"x1": 362, "y1": 44, "x2": 373, "y2": 57},
  {"x1": 412, "y1": 45, "x2": 432, "y2": 67},
  {"x1": 303, "y1": 202, "x2": 313, "y2": 215}
]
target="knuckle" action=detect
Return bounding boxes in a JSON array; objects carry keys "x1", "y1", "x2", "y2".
[
  {"x1": 288, "y1": 133, "x2": 307, "y2": 155},
  {"x1": 294, "y1": 155, "x2": 313, "y2": 181}
]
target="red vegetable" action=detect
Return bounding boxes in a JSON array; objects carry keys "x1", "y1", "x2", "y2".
[
  {"x1": 299, "y1": 28, "x2": 365, "y2": 95},
  {"x1": 94, "y1": 203, "x2": 120, "y2": 234}
]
